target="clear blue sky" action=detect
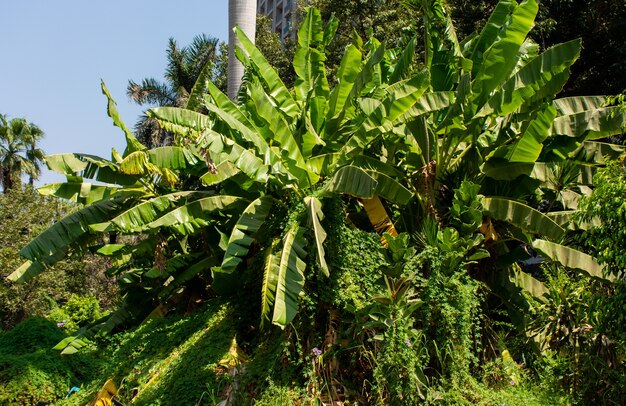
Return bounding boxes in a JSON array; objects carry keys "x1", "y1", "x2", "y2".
[{"x1": 0, "y1": 1, "x2": 229, "y2": 186}]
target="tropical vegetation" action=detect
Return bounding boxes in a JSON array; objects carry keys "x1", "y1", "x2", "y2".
[
  {"x1": 3, "y1": 0, "x2": 626, "y2": 404},
  {"x1": 0, "y1": 115, "x2": 45, "y2": 191},
  {"x1": 127, "y1": 34, "x2": 226, "y2": 148}
]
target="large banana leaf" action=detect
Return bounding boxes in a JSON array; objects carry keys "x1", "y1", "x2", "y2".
[
  {"x1": 7, "y1": 260, "x2": 47, "y2": 283},
  {"x1": 148, "y1": 107, "x2": 212, "y2": 139},
  {"x1": 38, "y1": 181, "x2": 119, "y2": 205},
  {"x1": 246, "y1": 80, "x2": 318, "y2": 186},
  {"x1": 471, "y1": 0, "x2": 538, "y2": 110},
  {"x1": 185, "y1": 58, "x2": 214, "y2": 112},
  {"x1": 272, "y1": 224, "x2": 308, "y2": 328},
  {"x1": 550, "y1": 106, "x2": 626, "y2": 139},
  {"x1": 467, "y1": 0, "x2": 516, "y2": 71},
  {"x1": 482, "y1": 197, "x2": 565, "y2": 241},
  {"x1": 146, "y1": 195, "x2": 245, "y2": 235},
  {"x1": 553, "y1": 96, "x2": 607, "y2": 115},
  {"x1": 350, "y1": 155, "x2": 404, "y2": 178},
  {"x1": 323, "y1": 165, "x2": 378, "y2": 199},
  {"x1": 200, "y1": 161, "x2": 241, "y2": 186},
  {"x1": 325, "y1": 44, "x2": 362, "y2": 127},
  {"x1": 235, "y1": 27, "x2": 299, "y2": 118},
  {"x1": 511, "y1": 267, "x2": 547, "y2": 299},
  {"x1": 572, "y1": 141, "x2": 626, "y2": 164},
  {"x1": 305, "y1": 196, "x2": 329, "y2": 276},
  {"x1": 532, "y1": 239, "x2": 611, "y2": 281},
  {"x1": 368, "y1": 171, "x2": 413, "y2": 205},
  {"x1": 19, "y1": 195, "x2": 133, "y2": 262},
  {"x1": 45, "y1": 153, "x2": 138, "y2": 186},
  {"x1": 204, "y1": 103, "x2": 307, "y2": 184},
  {"x1": 401, "y1": 91, "x2": 454, "y2": 121},
  {"x1": 202, "y1": 130, "x2": 269, "y2": 183},
  {"x1": 111, "y1": 191, "x2": 210, "y2": 232},
  {"x1": 478, "y1": 39, "x2": 581, "y2": 117},
  {"x1": 45, "y1": 153, "x2": 87, "y2": 175},
  {"x1": 101, "y1": 81, "x2": 145, "y2": 157},
  {"x1": 341, "y1": 72, "x2": 430, "y2": 156},
  {"x1": 494, "y1": 105, "x2": 557, "y2": 162},
  {"x1": 389, "y1": 37, "x2": 416, "y2": 83},
  {"x1": 147, "y1": 146, "x2": 203, "y2": 172},
  {"x1": 260, "y1": 239, "x2": 281, "y2": 326},
  {"x1": 220, "y1": 196, "x2": 275, "y2": 274},
  {"x1": 293, "y1": 7, "x2": 330, "y2": 101}
]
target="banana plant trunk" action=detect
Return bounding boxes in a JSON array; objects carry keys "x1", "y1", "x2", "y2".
[{"x1": 228, "y1": 0, "x2": 257, "y2": 100}]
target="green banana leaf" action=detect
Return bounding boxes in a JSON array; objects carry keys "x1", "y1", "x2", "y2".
[
  {"x1": 220, "y1": 196, "x2": 275, "y2": 274},
  {"x1": 572, "y1": 141, "x2": 626, "y2": 164},
  {"x1": 235, "y1": 27, "x2": 299, "y2": 118},
  {"x1": 200, "y1": 161, "x2": 241, "y2": 186},
  {"x1": 19, "y1": 195, "x2": 133, "y2": 262},
  {"x1": 550, "y1": 106, "x2": 626, "y2": 139},
  {"x1": 471, "y1": 0, "x2": 538, "y2": 110},
  {"x1": 482, "y1": 197, "x2": 565, "y2": 241},
  {"x1": 305, "y1": 196, "x2": 329, "y2": 276},
  {"x1": 325, "y1": 44, "x2": 362, "y2": 126},
  {"x1": 368, "y1": 171, "x2": 413, "y2": 205},
  {"x1": 7, "y1": 260, "x2": 45, "y2": 283},
  {"x1": 202, "y1": 131, "x2": 269, "y2": 183},
  {"x1": 260, "y1": 239, "x2": 280, "y2": 327},
  {"x1": 246, "y1": 80, "x2": 318, "y2": 186},
  {"x1": 323, "y1": 165, "x2": 378, "y2": 199},
  {"x1": 110, "y1": 191, "x2": 210, "y2": 232},
  {"x1": 146, "y1": 195, "x2": 245, "y2": 235},
  {"x1": 466, "y1": 0, "x2": 516, "y2": 74},
  {"x1": 38, "y1": 181, "x2": 119, "y2": 205},
  {"x1": 293, "y1": 7, "x2": 330, "y2": 101},
  {"x1": 494, "y1": 105, "x2": 557, "y2": 162},
  {"x1": 101, "y1": 81, "x2": 145, "y2": 156},
  {"x1": 272, "y1": 224, "x2": 308, "y2": 328},
  {"x1": 532, "y1": 239, "x2": 611, "y2": 281},
  {"x1": 478, "y1": 39, "x2": 581, "y2": 117},
  {"x1": 553, "y1": 96, "x2": 607, "y2": 115},
  {"x1": 401, "y1": 91, "x2": 454, "y2": 121},
  {"x1": 147, "y1": 146, "x2": 203, "y2": 172},
  {"x1": 185, "y1": 57, "x2": 215, "y2": 112},
  {"x1": 45, "y1": 153, "x2": 139, "y2": 186},
  {"x1": 390, "y1": 37, "x2": 416, "y2": 83},
  {"x1": 148, "y1": 107, "x2": 212, "y2": 138}
]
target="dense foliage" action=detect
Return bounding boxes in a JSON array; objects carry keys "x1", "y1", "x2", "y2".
[
  {"x1": 0, "y1": 187, "x2": 115, "y2": 330},
  {"x1": 4, "y1": 1, "x2": 626, "y2": 404}
]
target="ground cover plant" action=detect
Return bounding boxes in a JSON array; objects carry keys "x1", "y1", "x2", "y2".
[{"x1": 4, "y1": 0, "x2": 626, "y2": 404}]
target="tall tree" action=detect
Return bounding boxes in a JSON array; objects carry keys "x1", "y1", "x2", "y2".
[
  {"x1": 228, "y1": 0, "x2": 257, "y2": 100},
  {"x1": 127, "y1": 34, "x2": 226, "y2": 148},
  {"x1": 0, "y1": 115, "x2": 45, "y2": 191}
]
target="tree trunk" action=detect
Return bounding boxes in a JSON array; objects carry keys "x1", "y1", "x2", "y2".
[{"x1": 228, "y1": 0, "x2": 257, "y2": 100}]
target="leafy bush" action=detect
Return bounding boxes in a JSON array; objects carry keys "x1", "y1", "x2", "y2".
[
  {"x1": 0, "y1": 187, "x2": 116, "y2": 329},
  {"x1": 47, "y1": 294, "x2": 104, "y2": 334},
  {"x1": 0, "y1": 317, "x2": 95, "y2": 405}
]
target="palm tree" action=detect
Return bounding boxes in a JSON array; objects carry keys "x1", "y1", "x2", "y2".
[
  {"x1": 228, "y1": 0, "x2": 257, "y2": 100},
  {"x1": 0, "y1": 115, "x2": 45, "y2": 192},
  {"x1": 127, "y1": 34, "x2": 225, "y2": 148}
]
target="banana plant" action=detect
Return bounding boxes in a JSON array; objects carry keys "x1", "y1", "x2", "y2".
[
  {"x1": 6, "y1": 82, "x2": 250, "y2": 352},
  {"x1": 391, "y1": 0, "x2": 625, "y2": 328},
  {"x1": 151, "y1": 8, "x2": 427, "y2": 328}
]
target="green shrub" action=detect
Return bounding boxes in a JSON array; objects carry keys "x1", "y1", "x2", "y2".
[
  {"x1": 47, "y1": 294, "x2": 104, "y2": 334},
  {"x1": 0, "y1": 317, "x2": 95, "y2": 405}
]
